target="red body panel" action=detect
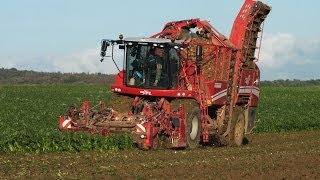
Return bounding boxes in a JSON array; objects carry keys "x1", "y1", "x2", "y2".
[
  {"x1": 112, "y1": 71, "x2": 195, "y2": 98},
  {"x1": 229, "y1": 0, "x2": 256, "y2": 48}
]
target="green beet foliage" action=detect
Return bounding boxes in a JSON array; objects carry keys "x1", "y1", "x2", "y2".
[
  {"x1": 256, "y1": 86, "x2": 320, "y2": 132},
  {"x1": 0, "y1": 85, "x2": 132, "y2": 153},
  {"x1": 0, "y1": 85, "x2": 320, "y2": 153}
]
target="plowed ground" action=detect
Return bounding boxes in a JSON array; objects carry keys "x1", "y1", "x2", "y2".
[{"x1": 1, "y1": 130, "x2": 319, "y2": 179}]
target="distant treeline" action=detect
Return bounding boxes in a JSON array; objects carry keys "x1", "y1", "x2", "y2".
[
  {"x1": 0, "y1": 68, "x2": 115, "y2": 85},
  {"x1": 260, "y1": 79, "x2": 320, "y2": 87},
  {"x1": 0, "y1": 68, "x2": 319, "y2": 87}
]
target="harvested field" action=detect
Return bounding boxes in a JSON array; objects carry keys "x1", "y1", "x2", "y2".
[{"x1": 1, "y1": 130, "x2": 319, "y2": 179}]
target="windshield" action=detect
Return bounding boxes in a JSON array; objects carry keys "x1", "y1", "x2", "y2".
[{"x1": 126, "y1": 43, "x2": 180, "y2": 89}]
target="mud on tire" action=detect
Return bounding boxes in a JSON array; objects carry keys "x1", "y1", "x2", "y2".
[
  {"x1": 228, "y1": 106, "x2": 245, "y2": 146},
  {"x1": 186, "y1": 107, "x2": 201, "y2": 149}
]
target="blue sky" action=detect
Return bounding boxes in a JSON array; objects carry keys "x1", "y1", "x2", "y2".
[{"x1": 1, "y1": 0, "x2": 320, "y2": 80}]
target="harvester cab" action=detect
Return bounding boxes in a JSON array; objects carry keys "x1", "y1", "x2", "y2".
[{"x1": 100, "y1": 38, "x2": 185, "y2": 90}]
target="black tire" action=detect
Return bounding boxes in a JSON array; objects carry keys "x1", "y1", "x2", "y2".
[
  {"x1": 186, "y1": 107, "x2": 201, "y2": 149},
  {"x1": 228, "y1": 106, "x2": 245, "y2": 146}
]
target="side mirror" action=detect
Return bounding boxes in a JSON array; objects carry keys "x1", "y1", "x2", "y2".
[
  {"x1": 196, "y1": 45, "x2": 203, "y2": 62},
  {"x1": 100, "y1": 39, "x2": 110, "y2": 57}
]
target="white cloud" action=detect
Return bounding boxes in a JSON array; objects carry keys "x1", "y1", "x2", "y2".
[
  {"x1": 0, "y1": 56, "x2": 16, "y2": 68},
  {"x1": 257, "y1": 33, "x2": 320, "y2": 80},
  {"x1": 0, "y1": 46, "x2": 124, "y2": 74},
  {"x1": 258, "y1": 33, "x2": 320, "y2": 68},
  {"x1": 51, "y1": 46, "x2": 124, "y2": 74},
  {"x1": 258, "y1": 33, "x2": 296, "y2": 68}
]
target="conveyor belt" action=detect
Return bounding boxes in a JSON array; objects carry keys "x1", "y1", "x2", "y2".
[{"x1": 242, "y1": 1, "x2": 271, "y2": 68}]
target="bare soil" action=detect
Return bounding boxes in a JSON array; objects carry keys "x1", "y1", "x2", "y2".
[
  {"x1": 1, "y1": 130, "x2": 320, "y2": 179},
  {"x1": 108, "y1": 94, "x2": 135, "y2": 113}
]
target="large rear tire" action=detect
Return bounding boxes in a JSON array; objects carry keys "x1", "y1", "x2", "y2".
[
  {"x1": 186, "y1": 107, "x2": 201, "y2": 149},
  {"x1": 228, "y1": 106, "x2": 245, "y2": 146}
]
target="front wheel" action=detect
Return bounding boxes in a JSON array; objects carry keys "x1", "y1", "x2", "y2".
[{"x1": 186, "y1": 107, "x2": 201, "y2": 149}]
